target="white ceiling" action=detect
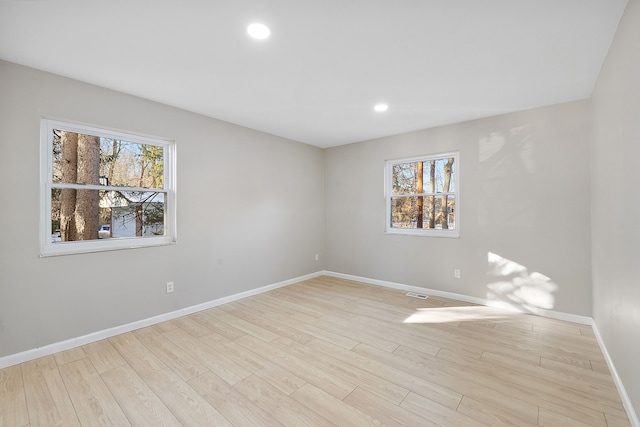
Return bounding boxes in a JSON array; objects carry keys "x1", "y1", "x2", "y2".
[{"x1": 0, "y1": 0, "x2": 628, "y2": 148}]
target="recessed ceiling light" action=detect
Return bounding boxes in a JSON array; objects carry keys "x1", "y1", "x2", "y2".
[
  {"x1": 247, "y1": 23, "x2": 271, "y2": 40},
  {"x1": 374, "y1": 103, "x2": 389, "y2": 112}
]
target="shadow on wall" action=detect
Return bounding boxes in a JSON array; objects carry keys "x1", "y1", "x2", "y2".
[
  {"x1": 479, "y1": 125, "x2": 537, "y2": 227},
  {"x1": 486, "y1": 251, "x2": 557, "y2": 313}
]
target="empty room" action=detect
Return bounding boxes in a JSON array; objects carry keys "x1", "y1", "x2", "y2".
[{"x1": 0, "y1": 1, "x2": 639, "y2": 426}]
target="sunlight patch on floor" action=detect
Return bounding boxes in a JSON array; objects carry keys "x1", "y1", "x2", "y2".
[{"x1": 403, "y1": 305, "x2": 511, "y2": 324}]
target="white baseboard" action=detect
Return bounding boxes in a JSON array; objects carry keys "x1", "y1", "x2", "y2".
[
  {"x1": 0, "y1": 271, "x2": 325, "y2": 370},
  {"x1": 323, "y1": 270, "x2": 593, "y2": 325},
  {"x1": 591, "y1": 323, "x2": 640, "y2": 427},
  {"x1": 323, "y1": 270, "x2": 638, "y2": 427}
]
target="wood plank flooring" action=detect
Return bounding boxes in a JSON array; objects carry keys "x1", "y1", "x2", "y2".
[{"x1": 0, "y1": 276, "x2": 632, "y2": 426}]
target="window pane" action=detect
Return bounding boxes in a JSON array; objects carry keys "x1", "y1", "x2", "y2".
[
  {"x1": 52, "y1": 130, "x2": 164, "y2": 189},
  {"x1": 390, "y1": 194, "x2": 456, "y2": 230},
  {"x1": 423, "y1": 157, "x2": 455, "y2": 193},
  {"x1": 51, "y1": 189, "x2": 165, "y2": 242},
  {"x1": 390, "y1": 196, "x2": 420, "y2": 228},
  {"x1": 424, "y1": 194, "x2": 456, "y2": 230},
  {"x1": 392, "y1": 162, "x2": 419, "y2": 194},
  {"x1": 393, "y1": 157, "x2": 455, "y2": 195}
]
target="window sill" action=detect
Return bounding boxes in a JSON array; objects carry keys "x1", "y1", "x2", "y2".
[
  {"x1": 39, "y1": 237, "x2": 176, "y2": 257},
  {"x1": 385, "y1": 229, "x2": 460, "y2": 238}
]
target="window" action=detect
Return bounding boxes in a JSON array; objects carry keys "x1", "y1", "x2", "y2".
[
  {"x1": 385, "y1": 152, "x2": 459, "y2": 237},
  {"x1": 40, "y1": 119, "x2": 176, "y2": 256}
]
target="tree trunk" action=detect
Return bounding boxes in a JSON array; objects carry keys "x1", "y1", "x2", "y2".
[
  {"x1": 416, "y1": 162, "x2": 423, "y2": 228},
  {"x1": 60, "y1": 131, "x2": 78, "y2": 241},
  {"x1": 428, "y1": 161, "x2": 436, "y2": 228},
  {"x1": 107, "y1": 139, "x2": 119, "y2": 184},
  {"x1": 136, "y1": 205, "x2": 143, "y2": 236},
  {"x1": 441, "y1": 157, "x2": 454, "y2": 229},
  {"x1": 75, "y1": 134, "x2": 100, "y2": 240}
]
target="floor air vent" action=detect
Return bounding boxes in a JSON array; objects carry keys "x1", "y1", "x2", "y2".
[{"x1": 406, "y1": 292, "x2": 428, "y2": 299}]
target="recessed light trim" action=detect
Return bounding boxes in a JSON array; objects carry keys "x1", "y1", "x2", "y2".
[
  {"x1": 374, "y1": 103, "x2": 389, "y2": 112},
  {"x1": 247, "y1": 23, "x2": 271, "y2": 40}
]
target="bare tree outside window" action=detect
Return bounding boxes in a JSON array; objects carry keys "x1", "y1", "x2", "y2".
[
  {"x1": 43, "y1": 120, "x2": 174, "y2": 257},
  {"x1": 387, "y1": 153, "x2": 458, "y2": 236},
  {"x1": 51, "y1": 129, "x2": 166, "y2": 242}
]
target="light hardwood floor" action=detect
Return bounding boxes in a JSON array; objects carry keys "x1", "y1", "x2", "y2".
[{"x1": 0, "y1": 276, "x2": 632, "y2": 426}]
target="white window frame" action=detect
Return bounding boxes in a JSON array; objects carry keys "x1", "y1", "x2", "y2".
[
  {"x1": 40, "y1": 119, "x2": 177, "y2": 256},
  {"x1": 385, "y1": 152, "x2": 459, "y2": 238}
]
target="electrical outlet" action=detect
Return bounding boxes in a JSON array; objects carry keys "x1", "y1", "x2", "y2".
[
  {"x1": 454, "y1": 269, "x2": 461, "y2": 279},
  {"x1": 166, "y1": 281, "x2": 174, "y2": 293},
  {"x1": 315, "y1": 253, "x2": 319, "y2": 261}
]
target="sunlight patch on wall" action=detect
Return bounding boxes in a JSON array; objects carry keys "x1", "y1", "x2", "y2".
[{"x1": 486, "y1": 251, "x2": 557, "y2": 312}]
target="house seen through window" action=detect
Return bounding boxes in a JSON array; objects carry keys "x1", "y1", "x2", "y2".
[
  {"x1": 386, "y1": 152, "x2": 459, "y2": 237},
  {"x1": 41, "y1": 119, "x2": 176, "y2": 256}
]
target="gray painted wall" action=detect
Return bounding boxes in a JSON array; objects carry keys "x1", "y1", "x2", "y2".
[
  {"x1": 592, "y1": 0, "x2": 640, "y2": 416},
  {"x1": 325, "y1": 100, "x2": 593, "y2": 317},
  {"x1": 0, "y1": 60, "x2": 325, "y2": 357}
]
